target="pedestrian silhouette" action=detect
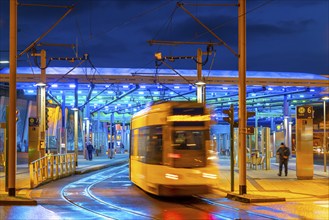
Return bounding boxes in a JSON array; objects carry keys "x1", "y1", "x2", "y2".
[
  {"x1": 276, "y1": 142, "x2": 290, "y2": 176},
  {"x1": 86, "y1": 142, "x2": 94, "y2": 161}
]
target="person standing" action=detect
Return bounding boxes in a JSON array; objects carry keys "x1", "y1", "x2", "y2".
[
  {"x1": 276, "y1": 142, "x2": 290, "y2": 176},
  {"x1": 120, "y1": 142, "x2": 125, "y2": 154},
  {"x1": 108, "y1": 141, "x2": 114, "y2": 159},
  {"x1": 86, "y1": 142, "x2": 94, "y2": 161},
  {"x1": 95, "y1": 145, "x2": 100, "y2": 156}
]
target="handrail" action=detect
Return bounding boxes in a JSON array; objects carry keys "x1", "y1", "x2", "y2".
[{"x1": 29, "y1": 153, "x2": 76, "y2": 188}]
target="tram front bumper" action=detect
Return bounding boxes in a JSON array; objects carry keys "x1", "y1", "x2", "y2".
[{"x1": 158, "y1": 184, "x2": 210, "y2": 196}]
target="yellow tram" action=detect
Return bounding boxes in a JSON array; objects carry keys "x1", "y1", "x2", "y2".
[{"x1": 129, "y1": 101, "x2": 219, "y2": 196}]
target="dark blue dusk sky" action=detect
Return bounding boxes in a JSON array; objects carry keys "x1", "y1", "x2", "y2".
[{"x1": 0, "y1": 0, "x2": 328, "y2": 75}]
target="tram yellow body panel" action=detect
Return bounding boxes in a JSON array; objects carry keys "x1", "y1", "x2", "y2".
[
  {"x1": 129, "y1": 101, "x2": 219, "y2": 196},
  {"x1": 130, "y1": 159, "x2": 219, "y2": 196}
]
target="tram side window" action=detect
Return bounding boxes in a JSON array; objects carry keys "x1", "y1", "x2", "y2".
[
  {"x1": 136, "y1": 126, "x2": 163, "y2": 164},
  {"x1": 131, "y1": 130, "x2": 136, "y2": 156},
  {"x1": 145, "y1": 126, "x2": 163, "y2": 165},
  {"x1": 137, "y1": 127, "x2": 149, "y2": 162},
  {"x1": 173, "y1": 130, "x2": 204, "y2": 150}
]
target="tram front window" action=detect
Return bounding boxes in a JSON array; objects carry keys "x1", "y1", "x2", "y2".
[{"x1": 173, "y1": 130, "x2": 203, "y2": 150}]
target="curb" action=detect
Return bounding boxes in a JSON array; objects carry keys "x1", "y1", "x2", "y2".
[
  {"x1": 0, "y1": 195, "x2": 37, "y2": 206},
  {"x1": 75, "y1": 159, "x2": 128, "y2": 174},
  {"x1": 226, "y1": 192, "x2": 286, "y2": 203}
]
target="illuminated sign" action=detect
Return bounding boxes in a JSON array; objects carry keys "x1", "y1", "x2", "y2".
[
  {"x1": 167, "y1": 115, "x2": 211, "y2": 122},
  {"x1": 296, "y1": 106, "x2": 313, "y2": 119},
  {"x1": 28, "y1": 117, "x2": 39, "y2": 126}
]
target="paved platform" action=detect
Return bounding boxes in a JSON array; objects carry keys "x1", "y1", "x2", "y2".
[
  {"x1": 0, "y1": 153, "x2": 129, "y2": 205},
  {"x1": 217, "y1": 156, "x2": 328, "y2": 203},
  {"x1": 0, "y1": 153, "x2": 328, "y2": 206}
]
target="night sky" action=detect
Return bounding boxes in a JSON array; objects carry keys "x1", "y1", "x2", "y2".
[{"x1": 0, "y1": 0, "x2": 328, "y2": 75}]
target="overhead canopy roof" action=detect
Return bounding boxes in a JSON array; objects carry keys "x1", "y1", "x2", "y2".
[{"x1": 0, "y1": 67, "x2": 328, "y2": 124}]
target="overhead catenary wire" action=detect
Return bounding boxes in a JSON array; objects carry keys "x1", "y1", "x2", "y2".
[
  {"x1": 84, "y1": 0, "x2": 173, "y2": 42},
  {"x1": 158, "y1": 59, "x2": 195, "y2": 86},
  {"x1": 87, "y1": 57, "x2": 117, "y2": 86},
  {"x1": 82, "y1": 57, "x2": 123, "y2": 107},
  {"x1": 26, "y1": 53, "x2": 36, "y2": 81},
  {"x1": 73, "y1": 1, "x2": 175, "y2": 74},
  {"x1": 152, "y1": 2, "x2": 180, "y2": 53},
  {"x1": 149, "y1": 0, "x2": 274, "y2": 75},
  {"x1": 157, "y1": 82, "x2": 191, "y2": 101},
  {"x1": 188, "y1": 0, "x2": 275, "y2": 42},
  {"x1": 18, "y1": 0, "x2": 277, "y2": 115},
  {"x1": 131, "y1": 59, "x2": 156, "y2": 76},
  {"x1": 49, "y1": 58, "x2": 87, "y2": 86},
  {"x1": 18, "y1": 3, "x2": 75, "y2": 58},
  {"x1": 206, "y1": 49, "x2": 217, "y2": 78},
  {"x1": 90, "y1": 84, "x2": 140, "y2": 115},
  {"x1": 32, "y1": 50, "x2": 52, "y2": 70},
  {"x1": 177, "y1": 2, "x2": 238, "y2": 57}
]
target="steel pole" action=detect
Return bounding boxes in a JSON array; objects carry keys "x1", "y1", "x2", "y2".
[
  {"x1": 196, "y1": 48, "x2": 205, "y2": 103},
  {"x1": 40, "y1": 50, "x2": 46, "y2": 156},
  {"x1": 238, "y1": 0, "x2": 247, "y2": 195},
  {"x1": 74, "y1": 109, "x2": 78, "y2": 166},
  {"x1": 8, "y1": 0, "x2": 17, "y2": 197},
  {"x1": 74, "y1": 79, "x2": 78, "y2": 166},
  {"x1": 324, "y1": 100, "x2": 327, "y2": 172},
  {"x1": 229, "y1": 104, "x2": 234, "y2": 192}
]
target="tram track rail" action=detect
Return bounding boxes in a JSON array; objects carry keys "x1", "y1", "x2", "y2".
[
  {"x1": 60, "y1": 164, "x2": 280, "y2": 220},
  {"x1": 61, "y1": 164, "x2": 157, "y2": 220},
  {"x1": 193, "y1": 195, "x2": 277, "y2": 219}
]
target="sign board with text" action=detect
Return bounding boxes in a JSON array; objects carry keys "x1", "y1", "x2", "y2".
[{"x1": 296, "y1": 106, "x2": 313, "y2": 119}]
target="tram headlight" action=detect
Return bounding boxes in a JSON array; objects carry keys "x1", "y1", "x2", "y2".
[
  {"x1": 207, "y1": 156, "x2": 217, "y2": 160},
  {"x1": 202, "y1": 172, "x2": 217, "y2": 179},
  {"x1": 165, "y1": 173, "x2": 179, "y2": 180}
]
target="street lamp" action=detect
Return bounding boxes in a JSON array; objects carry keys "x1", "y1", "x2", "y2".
[
  {"x1": 322, "y1": 96, "x2": 328, "y2": 172},
  {"x1": 195, "y1": 81, "x2": 206, "y2": 103},
  {"x1": 35, "y1": 82, "x2": 46, "y2": 87},
  {"x1": 36, "y1": 82, "x2": 47, "y2": 154}
]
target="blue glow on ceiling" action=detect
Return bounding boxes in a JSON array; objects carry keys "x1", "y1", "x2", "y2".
[{"x1": 0, "y1": 67, "x2": 327, "y2": 80}]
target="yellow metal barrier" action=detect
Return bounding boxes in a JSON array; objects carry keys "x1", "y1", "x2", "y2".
[
  {"x1": 0, "y1": 153, "x2": 5, "y2": 167},
  {"x1": 29, "y1": 153, "x2": 76, "y2": 188}
]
